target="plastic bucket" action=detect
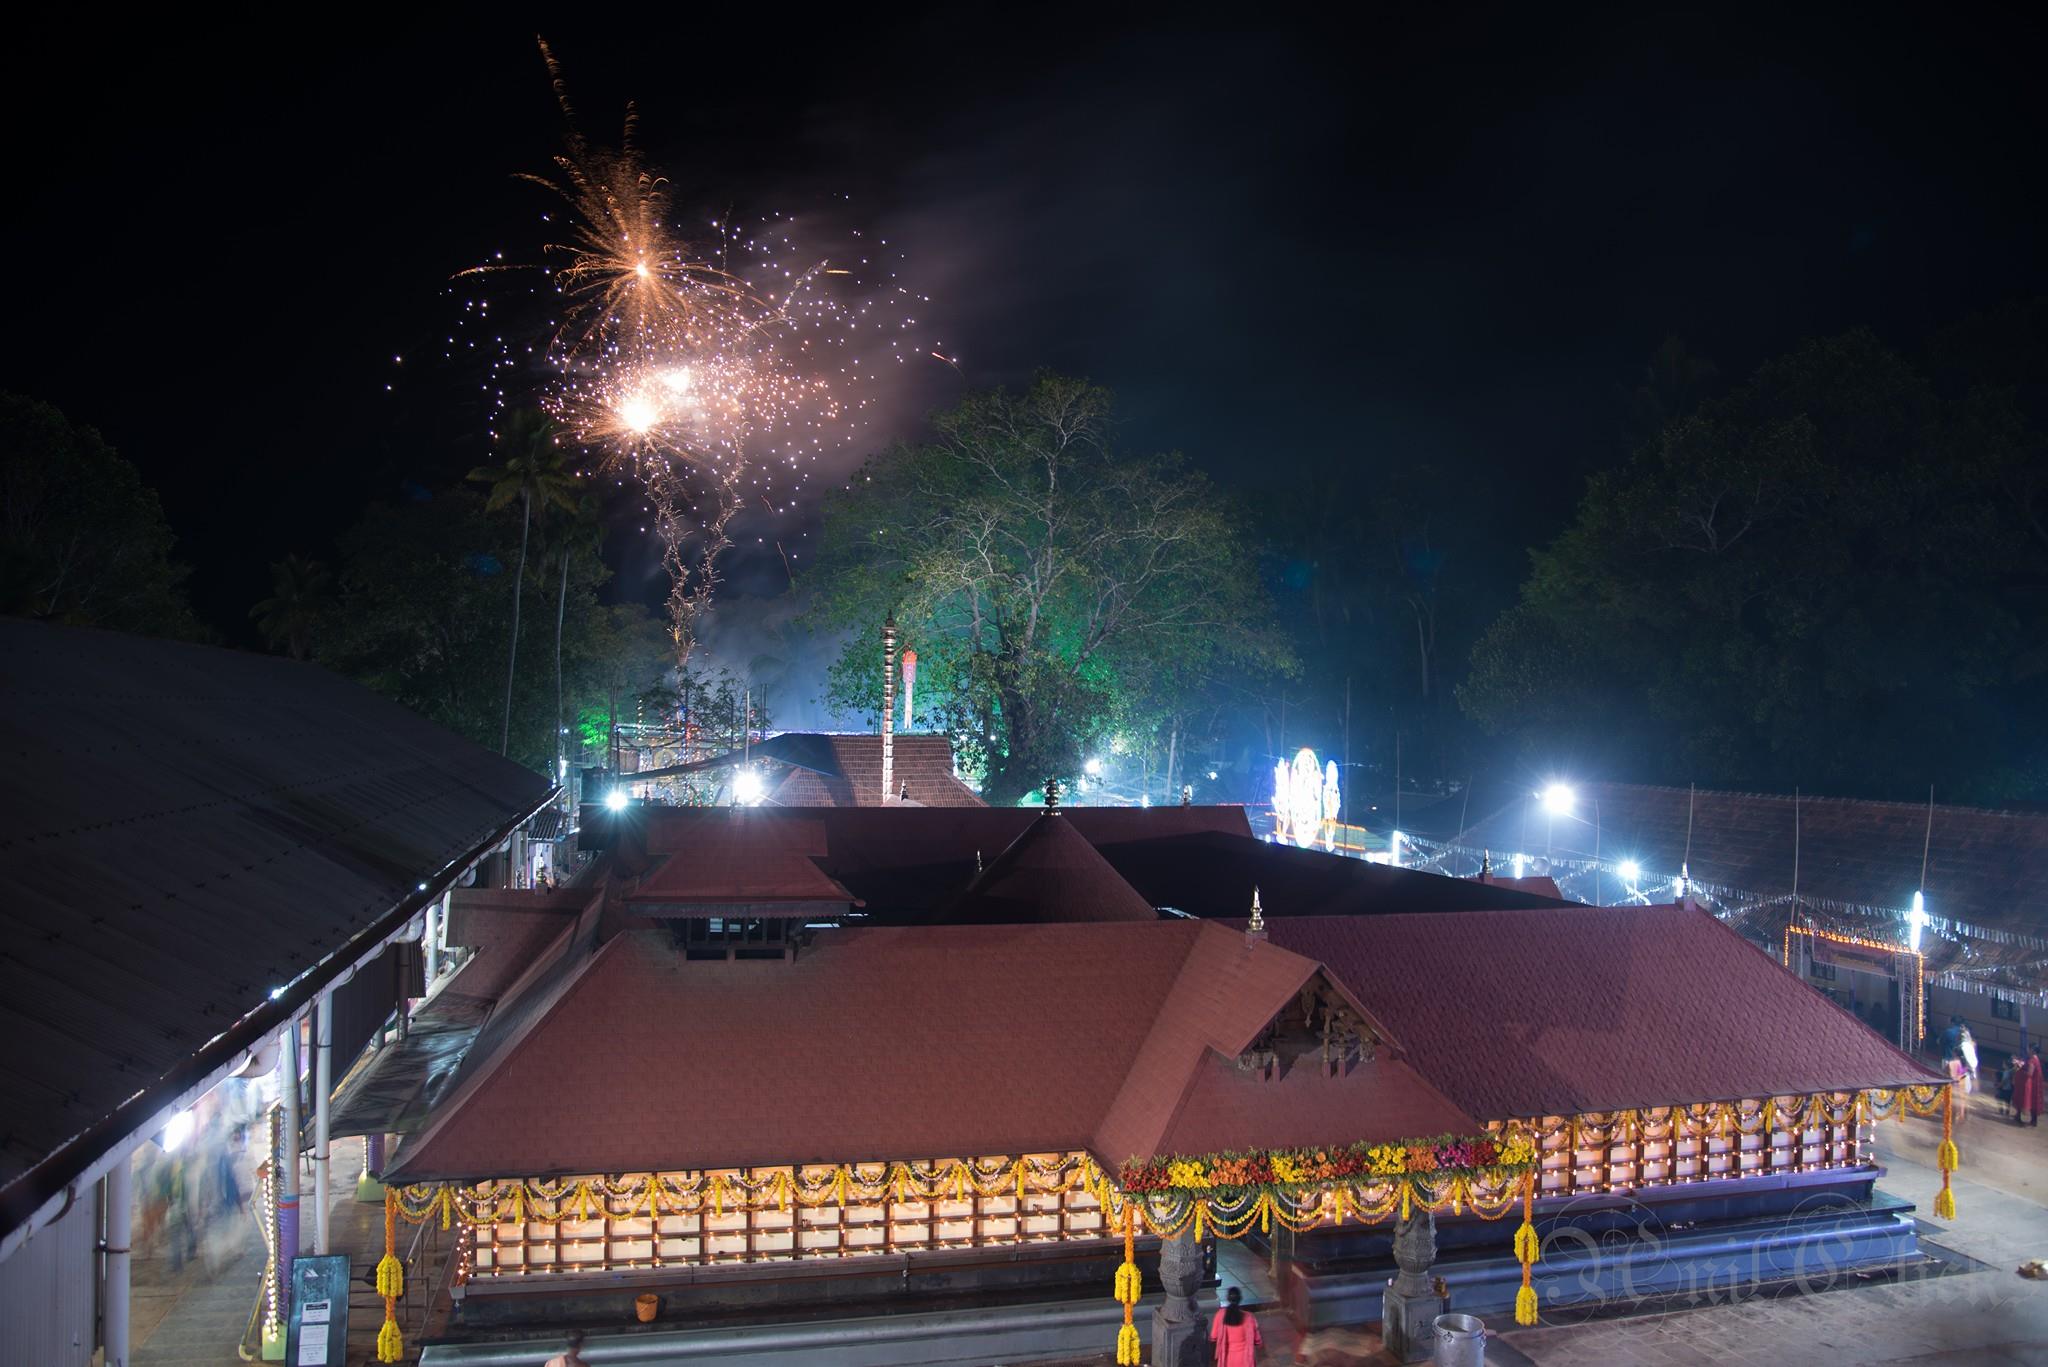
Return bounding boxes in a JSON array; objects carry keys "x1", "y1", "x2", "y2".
[
  {"x1": 1432, "y1": 1312, "x2": 1486, "y2": 1367},
  {"x1": 635, "y1": 1292, "x2": 660, "y2": 1322}
]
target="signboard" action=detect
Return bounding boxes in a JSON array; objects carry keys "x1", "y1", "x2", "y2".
[{"x1": 285, "y1": 1254, "x2": 351, "y2": 1367}]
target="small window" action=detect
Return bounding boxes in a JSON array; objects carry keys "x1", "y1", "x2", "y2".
[{"x1": 1991, "y1": 998, "x2": 2019, "y2": 1021}]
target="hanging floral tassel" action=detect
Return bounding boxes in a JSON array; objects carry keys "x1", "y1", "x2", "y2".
[
  {"x1": 375, "y1": 1190, "x2": 404, "y2": 1298},
  {"x1": 376, "y1": 1189, "x2": 404, "y2": 1361},
  {"x1": 1934, "y1": 1086, "x2": 1959, "y2": 1220},
  {"x1": 1017, "y1": 1158, "x2": 1028, "y2": 1202},
  {"x1": 1113, "y1": 1203, "x2": 1142, "y2": 1364},
  {"x1": 1512, "y1": 1171, "x2": 1539, "y2": 1325}
]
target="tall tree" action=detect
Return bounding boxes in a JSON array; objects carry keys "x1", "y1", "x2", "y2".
[
  {"x1": 544, "y1": 488, "x2": 605, "y2": 780},
  {"x1": 468, "y1": 412, "x2": 580, "y2": 754},
  {"x1": 249, "y1": 554, "x2": 334, "y2": 660},
  {"x1": 320, "y1": 486, "x2": 669, "y2": 774},
  {"x1": 0, "y1": 392, "x2": 198, "y2": 637},
  {"x1": 1460, "y1": 328, "x2": 2048, "y2": 803},
  {"x1": 808, "y1": 374, "x2": 1284, "y2": 803}
]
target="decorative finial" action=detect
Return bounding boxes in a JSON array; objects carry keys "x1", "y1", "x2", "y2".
[
  {"x1": 975, "y1": 848, "x2": 983, "y2": 873},
  {"x1": 1044, "y1": 776, "x2": 1062, "y2": 812},
  {"x1": 1181, "y1": 784, "x2": 1193, "y2": 807},
  {"x1": 1247, "y1": 885, "x2": 1267, "y2": 943},
  {"x1": 1480, "y1": 849, "x2": 1492, "y2": 879}
]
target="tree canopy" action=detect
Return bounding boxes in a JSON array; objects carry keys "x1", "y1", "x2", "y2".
[
  {"x1": 0, "y1": 392, "x2": 198, "y2": 637},
  {"x1": 1460, "y1": 325, "x2": 2048, "y2": 803},
  {"x1": 807, "y1": 374, "x2": 1285, "y2": 804},
  {"x1": 317, "y1": 486, "x2": 671, "y2": 776}
]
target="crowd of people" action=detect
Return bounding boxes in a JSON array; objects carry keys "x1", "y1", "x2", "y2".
[
  {"x1": 1937, "y1": 1015, "x2": 2042, "y2": 1127},
  {"x1": 131, "y1": 1074, "x2": 273, "y2": 1280}
]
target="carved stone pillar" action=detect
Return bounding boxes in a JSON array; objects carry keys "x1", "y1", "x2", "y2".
[
  {"x1": 1381, "y1": 1208, "x2": 1440, "y2": 1361},
  {"x1": 1150, "y1": 1227, "x2": 1208, "y2": 1367}
]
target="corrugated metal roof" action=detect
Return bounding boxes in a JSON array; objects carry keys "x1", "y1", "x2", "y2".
[{"x1": 0, "y1": 620, "x2": 552, "y2": 1210}]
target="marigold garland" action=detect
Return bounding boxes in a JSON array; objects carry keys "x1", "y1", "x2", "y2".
[{"x1": 375, "y1": 1189, "x2": 403, "y2": 1362}]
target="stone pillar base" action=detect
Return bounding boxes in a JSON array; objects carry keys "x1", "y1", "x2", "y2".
[
  {"x1": 1381, "y1": 1282, "x2": 1439, "y2": 1363},
  {"x1": 1150, "y1": 1305, "x2": 1203, "y2": 1367}
]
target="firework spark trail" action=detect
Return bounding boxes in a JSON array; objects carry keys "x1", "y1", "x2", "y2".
[{"x1": 452, "y1": 40, "x2": 934, "y2": 667}]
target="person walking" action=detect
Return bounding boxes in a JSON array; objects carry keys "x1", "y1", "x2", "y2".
[
  {"x1": 1209, "y1": 1286, "x2": 1263, "y2": 1367},
  {"x1": 2016, "y1": 1043, "x2": 2045, "y2": 1127},
  {"x1": 1997, "y1": 1057, "x2": 2016, "y2": 1119}
]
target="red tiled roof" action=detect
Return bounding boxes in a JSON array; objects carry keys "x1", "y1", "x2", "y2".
[
  {"x1": 442, "y1": 889, "x2": 590, "y2": 1003},
  {"x1": 625, "y1": 815, "x2": 857, "y2": 909},
  {"x1": 1098, "y1": 830, "x2": 1573, "y2": 920},
  {"x1": 938, "y1": 813, "x2": 1158, "y2": 924},
  {"x1": 1091, "y1": 924, "x2": 1471, "y2": 1162},
  {"x1": 628, "y1": 805, "x2": 1256, "y2": 920},
  {"x1": 387, "y1": 919, "x2": 1457, "y2": 1181},
  {"x1": 1262, "y1": 905, "x2": 1942, "y2": 1120},
  {"x1": 1157, "y1": 1048, "x2": 1475, "y2": 1156},
  {"x1": 392, "y1": 921, "x2": 1202, "y2": 1179}
]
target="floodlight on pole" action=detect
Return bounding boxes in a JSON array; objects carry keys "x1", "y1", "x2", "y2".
[
  {"x1": 734, "y1": 768, "x2": 766, "y2": 806},
  {"x1": 1618, "y1": 859, "x2": 1641, "y2": 885},
  {"x1": 604, "y1": 789, "x2": 629, "y2": 812},
  {"x1": 1909, "y1": 889, "x2": 1926, "y2": 954},
  {"x1": 1541, "y1": 782, "x2": 1575, "y2": 816}
]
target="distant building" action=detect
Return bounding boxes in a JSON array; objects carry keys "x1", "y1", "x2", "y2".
[{"x1": 626, "y1": 732, "x2": 986, "y2": 807}]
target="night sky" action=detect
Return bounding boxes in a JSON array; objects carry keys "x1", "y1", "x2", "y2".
[{"x1": 8, "y1": 8, "x2": 2044, "y2": 645}]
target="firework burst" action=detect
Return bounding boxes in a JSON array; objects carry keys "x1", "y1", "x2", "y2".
[{"x1": 460, "y1": 41, "x2": 929, "y2": 665}]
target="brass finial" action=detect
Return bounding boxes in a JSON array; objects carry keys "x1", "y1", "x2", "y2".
[
  {"x1": 1249, "y1": 886, "x2": 1266, "y2": 934},
  {"x1": 1044, "y1": 776, "x2": 1062, "y2": 812},
  {"x1": 1480, "y1": 849, "x2": 1493, "y2": 879}
]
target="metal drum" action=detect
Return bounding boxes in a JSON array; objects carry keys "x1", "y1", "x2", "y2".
[{"x1": 1432, "y1": 1312, "x2": 1487, "y2": 1367}]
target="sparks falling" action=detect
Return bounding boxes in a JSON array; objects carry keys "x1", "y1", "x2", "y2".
[{"x1": 459, "y1": 41, "x2": 932, "y2": 665}]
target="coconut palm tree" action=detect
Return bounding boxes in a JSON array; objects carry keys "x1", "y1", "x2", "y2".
[
  {"x1": 468, "y1": 413, "x2": 580, "y2": 756},
  {"x1": 543, "y1": 488, "x2": 605, "y2": 781},
  {"x1": 249, "y1": 554, "x2": 334, "y2": 660}
]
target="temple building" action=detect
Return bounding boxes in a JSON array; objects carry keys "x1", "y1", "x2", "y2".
[
  {"x1": 619, "y1": 732, "x2": 986, "y2": 808},
  {"x1": 363, "y1": 799, "x2": 1956, "y2": 1366}
]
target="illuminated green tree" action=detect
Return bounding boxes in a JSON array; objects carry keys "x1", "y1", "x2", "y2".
[{"x1": 808, "y1": 374, "x2": 1284, "y2": 804}]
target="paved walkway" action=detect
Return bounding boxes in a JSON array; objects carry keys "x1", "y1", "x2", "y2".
[
  {"x1": 135, "y1": 1137, "x2": 390, "y2": 1366},
  {"x1": 1047, "y1": 1093, "x2": 2048, "y2": 1366},
  {"x1": 1495, "y1": 1094, "x2": 2048, "y2": 1367}
]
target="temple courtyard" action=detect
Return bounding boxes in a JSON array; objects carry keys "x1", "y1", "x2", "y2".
[
  {"x1": 122, "y1": 1093, "x2": 2048, "y2": 1364},
  {"x1": 1053, "y1": 1095, "x2": 2048, "y2": 1367}
]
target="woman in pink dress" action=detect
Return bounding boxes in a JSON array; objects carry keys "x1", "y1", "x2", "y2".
[{"x1": 1209, "y1": 1286, "x2": 1263, "y2": 1366}]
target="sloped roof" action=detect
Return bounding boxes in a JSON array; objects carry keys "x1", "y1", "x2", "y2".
[
  {"x1": 620, "y1": 804, "x2": 1562, "y2": 924},
  {"x1": 937, "y1": 812, "x2": 1158, "y2": 924},
  {"x1": 1091, "y1": 925, "x2": 1470, "y2": 1162},
  {"x1": 1100, "y1": 831, "x2": 1574, "y2": 920},
  {"x1": 624, "y1": 815, "x2": 857, "y2": 910},
  {"x1": 1263, "y1": 904, "x2": 1941, "y2": 1120},
  {"x1": 387, "y1": 919, "x2": 1461, "y2": 1181},
  {"x1": 1456, "y1": 782, "x2": 2048, "y2": 944},
  {"x1": 0, "y1": 620, "x2": 551, "y2": 1229}
]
